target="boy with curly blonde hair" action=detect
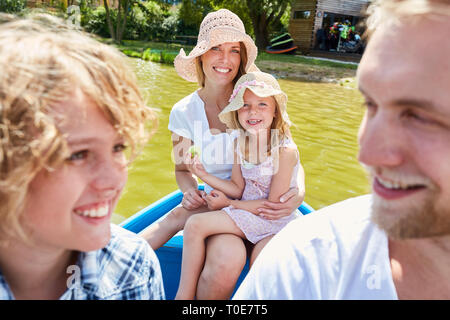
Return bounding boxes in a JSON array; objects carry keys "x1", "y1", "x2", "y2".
[{"x1": 0, "y1": 14, "x2": 163, "y2": 300}]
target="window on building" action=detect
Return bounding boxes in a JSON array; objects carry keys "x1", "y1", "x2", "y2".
[
  {"x1": 293, "y1": 11, "x2": 311, "y2": 19},
  {"x1": 322, "y1": 12, "x2": 361, "y2": 28}
]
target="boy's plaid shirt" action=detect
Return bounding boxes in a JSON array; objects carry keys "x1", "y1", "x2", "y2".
[{"x1": 0, "y1": 224, "x2": 165, "y2": 300}]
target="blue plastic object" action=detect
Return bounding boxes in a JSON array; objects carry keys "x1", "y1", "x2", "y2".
[{"x1": 120, "y1": 186, "x2": 314, "y2": 299}]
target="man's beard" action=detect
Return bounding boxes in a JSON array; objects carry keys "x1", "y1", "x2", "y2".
[
  {"x1": 365, "y1": 167, "x2": 450, "y2": 240},
  {"x1": 371, "y1": 193, "x2": 450, "y2": 239}
]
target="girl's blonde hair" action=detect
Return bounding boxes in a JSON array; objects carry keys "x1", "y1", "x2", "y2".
[
  {"x1": 0, "y1": 14, "x2": 156, "y2": 242},
  {"x1": 195, "y1": 42, "x2": 248, "y2": 87}
]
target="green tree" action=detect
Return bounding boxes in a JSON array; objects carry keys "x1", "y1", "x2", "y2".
[
  {"x1": 245, "y1": 0, "x2": 292, "y2": 49},
  {"x1": 213, "y1": 0, "x2": 292, "y2": 49},
  {"x1": 103, "y1": 0, "x2": 169, "y2": 43},
  {"x1": 178, "y1": 0, "x2": 214, "y2": 35},
  {"x1": 210, "y1": 0, "x2": 252, "y2": 36},
  {"x1": 103, "y1": 0, "x2": 128, "y2": 43},
  {"x1": 0, "y1": 0, "x2": 26, "y2": 13}
]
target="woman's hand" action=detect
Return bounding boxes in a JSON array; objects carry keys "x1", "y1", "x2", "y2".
[
  {"x1": 257, "y1": 187, "x2": 305, "y2": 220},
  {"x1": 181, "y1": 188, "x2": 207, "y2": 210},
  {"x1": 205, "y1": 189, "x2": 231, "y2": 211}
]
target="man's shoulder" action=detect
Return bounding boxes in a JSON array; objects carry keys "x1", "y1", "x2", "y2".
[
  {"x1": 233, "y1": 195, "x2": 384, "y2": 300},
  {"x1": 108, "y1": 223, "x2": 148, "y2": 245},
  {"x1": 280, "y1": 194, "x2": 374, "y2": 247}
]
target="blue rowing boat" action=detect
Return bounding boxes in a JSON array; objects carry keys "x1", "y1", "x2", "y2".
[{"x1": 120, "y1": 185, "x2": 314, "y2": 299}]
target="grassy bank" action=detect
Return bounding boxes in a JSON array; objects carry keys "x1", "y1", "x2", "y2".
[
  {"x1": 103, "y1": 39, "x2": 357, "y2": 83},
  {"x1": 256, "y1": 52, "x2": 358, "y2": 83}
]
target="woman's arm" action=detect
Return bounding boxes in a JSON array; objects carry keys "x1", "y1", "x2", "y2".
[{"x1": 172, "y1": 133, "x2": 206, "y2": 209}]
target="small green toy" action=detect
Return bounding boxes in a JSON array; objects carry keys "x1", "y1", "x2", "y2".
[{"x1": 188, "y1": 145, "x2": 201, "y2": 159}]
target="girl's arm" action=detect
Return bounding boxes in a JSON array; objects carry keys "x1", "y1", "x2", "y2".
[
  {"x1": 203, "y1": 189, "x2": 266, "y2": 214},
  {"x1": 229, "y1": 199, "x2": 267, "y2": 215},
  {"x1": 229, "y1": 147, "x2": 299, "y2": 215},
  {"x1": 268, "y1": 147, "x2": 302, "y2": 203},
  {"x1": 265, "y1": 127, "x2": 305, "y2": 212},
  {"x1": 258, "y1": 154, "x2": 306, "y2": 220},
  {"x1": 200, "y1": 161, "x2": 244, "y2": 199},
  {"x1": 188, "y1": 143, "x2": 245, "y2": 200}
]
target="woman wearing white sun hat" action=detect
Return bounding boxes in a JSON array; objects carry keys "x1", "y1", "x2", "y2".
[{"x1": 140, "y1": 9, "x2": 304, "y2": 299}]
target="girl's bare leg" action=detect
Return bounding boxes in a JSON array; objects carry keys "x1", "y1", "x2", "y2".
[
  {"x1": 249, "y1": 235, "x2": 274, "y2": 268},
  {"x1": 139, "y1": 205, "x2": 208, "y2": 250},
  {"x1": 175, "y1": 211, "x2": 245, "y2": 300}
]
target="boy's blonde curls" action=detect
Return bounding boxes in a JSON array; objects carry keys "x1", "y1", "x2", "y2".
[{"x1": 0, "y1": 14, "x2": 156, "y2": 242}]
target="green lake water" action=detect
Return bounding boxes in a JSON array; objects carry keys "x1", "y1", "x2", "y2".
[{"x1": 113, "y1": 59, "x2": 370, "y2": 223}]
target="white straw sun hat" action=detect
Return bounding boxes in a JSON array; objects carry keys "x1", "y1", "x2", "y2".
[
  {"x1": 174, "y1": 9, "x2": 258, "y2": 83},
  {"x1": 218, "y1": 71, "x2": 291, "y2": 129}
]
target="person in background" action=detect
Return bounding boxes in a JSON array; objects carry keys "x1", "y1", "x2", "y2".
[
  {"x1": 233, "y1": 0, "x2": 450, "y2": 300},
  {"x1": 0, "y1": 14, "x2": 164, "y2": 300}
]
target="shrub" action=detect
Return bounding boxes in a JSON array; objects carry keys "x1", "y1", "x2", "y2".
[
  {"x1": 123, "y1": 49, "x2": 143, "y2": 58},
  {"x1": 160, "y1": 51, "x2": 176, "y2": 64},
  {"x1": 142, "y1": 48, "x2": 160, "y2": 62},
  {"x1": 83, "y1": 1, "x2": 178, "y2": 42},
  {"x1": 83, "y1": 5, "x2": 111, "y2": 38},
  {"x1": 0, "y1": 0, "x2": 26, "y2": 13}
]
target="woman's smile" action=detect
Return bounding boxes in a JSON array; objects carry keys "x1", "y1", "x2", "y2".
[{"x1": 213, "y1": 66, "x2": 232, "y2": 74}]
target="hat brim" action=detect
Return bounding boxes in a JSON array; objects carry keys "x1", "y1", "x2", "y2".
[{"x1": 174, "y1": 27, "x2": 258, "y2": 83}]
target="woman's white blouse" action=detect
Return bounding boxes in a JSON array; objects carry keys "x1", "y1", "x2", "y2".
[{"x1": 168, "y1": 91, "x2": 238, "y2": 194}]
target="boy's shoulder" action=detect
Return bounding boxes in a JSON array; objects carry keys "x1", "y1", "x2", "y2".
[
  {"x1": 95, "y1": 225, "x2": 163, "y2": 298},
  {"x1": 104, "y1": 224, "x2": 157, "y2": 267}
]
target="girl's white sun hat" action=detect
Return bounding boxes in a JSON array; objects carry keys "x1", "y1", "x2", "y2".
[
  {"x1": 174, "y1": 9, "x2": 258, "y2": 83},
  {"x1": 218, "y1": 71, "x2": 291, "y2": 129}
]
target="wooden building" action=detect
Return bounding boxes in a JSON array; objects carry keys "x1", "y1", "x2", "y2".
[{"x1": 289, "y1": 0, "x2": 371, "y2": 53}]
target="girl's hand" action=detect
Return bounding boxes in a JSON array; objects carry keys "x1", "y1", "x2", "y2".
[
  {"x1": 184, "y1": 153, "x2": 208, "y2": 179},
  {"x1": 205, "y1": 189, "x2": 231, "y2": 210},
  {"x1": 181, "y1": 188, "x2": 207, "y2": 210},
  {"x1": 257, "y1": 187, "x2": 305, "y2": 220}
]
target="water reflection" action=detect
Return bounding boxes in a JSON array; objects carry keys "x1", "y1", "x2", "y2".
[{"x1": 114, "y1": 59, "x2": 370, "y2": 222}]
